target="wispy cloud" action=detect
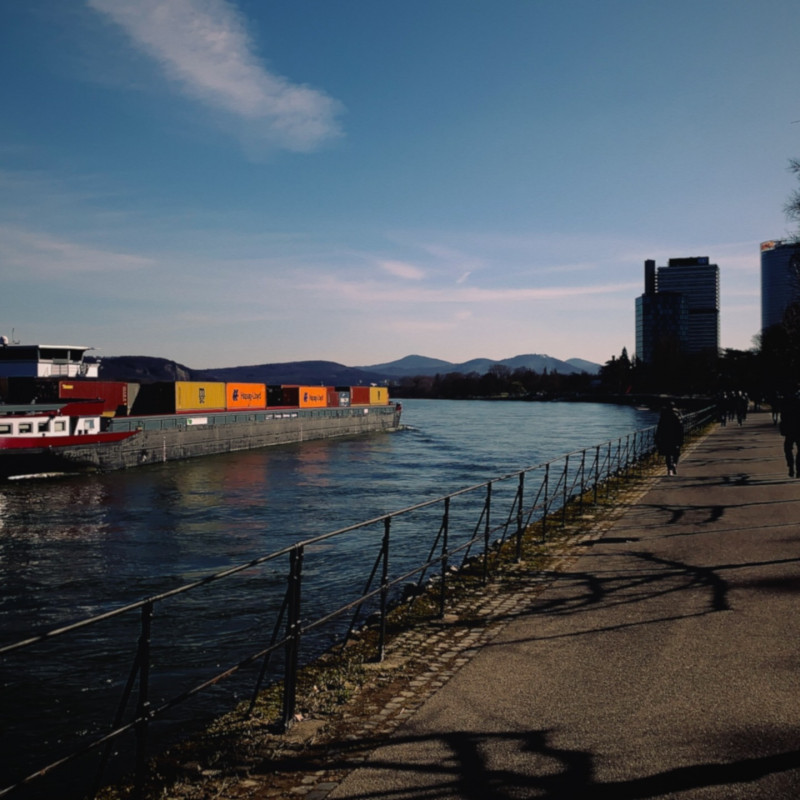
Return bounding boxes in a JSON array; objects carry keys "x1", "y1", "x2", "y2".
[
  {"x1": 309, "y1": 275, "x2": 640, "y2": 306},
  {"x1": 0, "y1": 225, "x2": 154, "y2": 277},
  {"x1": 379, "y1": 260, "x2": 426, "y2": 280},
  {"x1": 87, "y1": 0, "x2": 343, "y2": 152}
]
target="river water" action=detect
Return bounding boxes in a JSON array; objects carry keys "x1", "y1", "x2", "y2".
[{"x1": 0, "y1": 399, "x2": 656, "y2": 797}]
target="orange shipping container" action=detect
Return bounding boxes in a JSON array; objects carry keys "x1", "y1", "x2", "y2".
[
  {"x1": 369, "y1": 387, "x2": 389, "y2": 405},
  {"x1": 175, "y1": 381, "x2": 226, "y2": 412},
  {"x1": 297, "y1": 386, "x2": 328, "y2": 408},
  {"x1": 226, "y1": 382, "x2": 267, "y2": 410}
]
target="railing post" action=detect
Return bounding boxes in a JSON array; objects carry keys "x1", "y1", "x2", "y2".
[
  {"x1": 439, "y1": 497, "x2": 450, "y2": 618},
  {"x1": 515, "y1": 472, "x2": 525, "y2": 561},
  {"x1": 594, "y1": 445, "x2": 600, "y2": 505},
  {"x1": 562, "y1": 455, "x2": 569, "y2": 526},
  {"x1": 482, "y1": 482, "x2": 492, "y2": 584},
  {"x1": 542, "y1": 463, "x2": 549, "y2": 541},
  {"x1": 378, "y1": 517, "x2": 391, "y2": 661},
  {"x1": 133, "y1": 601, "x2": 153, "y2": 800},
  {"x1": 579, "y1": 450, "x2": 586, "y2": 514},
  {"x1": 282, "y1": 546, "x2": 303, "y2": 731}
]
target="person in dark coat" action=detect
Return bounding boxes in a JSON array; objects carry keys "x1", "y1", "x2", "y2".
[
  {"x1": 779, "y1": 392, "x2": 800, "y2": 477},
  {"x1": 655, "y1": 402, "x2": 684, "y2": 476}
]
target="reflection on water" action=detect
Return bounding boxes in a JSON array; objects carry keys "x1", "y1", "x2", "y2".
[{"x1": 0, "y1": 400, "x2": 656, "y2": 797}]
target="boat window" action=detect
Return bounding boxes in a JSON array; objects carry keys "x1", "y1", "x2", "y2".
[
  {"x1": 0, "y1": 424, "x2": 11, "y2": 434},
  {"x1": 85, "y1": 419, "x2": 95, "y2": 430},
  {"x1": 38, "y1": 422, "x2": 49, "y2": 433},
  {"x1": 19, "y1": 423, "x2": 33, "y2": 433},
  {"x1": 54, "y1": 420, "x2": 67, "y2": 432}
]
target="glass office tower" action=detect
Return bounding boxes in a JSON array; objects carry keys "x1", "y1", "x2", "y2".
[
  {"x1": 635, "y1": 257, "x2": 719, "y2": 363},
  {"x1": 761, "y1": 239, "x2": 800, "y2": 331}
]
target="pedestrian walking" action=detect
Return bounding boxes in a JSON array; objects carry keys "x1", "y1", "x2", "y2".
[
  {"x1": 655, "y1": 402, "x2": 684, "y2": 476},
  {"x1": 779, "y1": 392, "x2": 800, "y2": 477}
]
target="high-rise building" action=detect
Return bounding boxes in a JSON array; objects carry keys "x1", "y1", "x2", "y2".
[
  {"x1": 761, "y1": 239, "x2": 800, "y2": 331},
  {"x1": 635, "y1": 257, "x2": 720, "y2": 364},
  {"x1": 635, "y1": 291, "x2": 689, "y2": 366}
]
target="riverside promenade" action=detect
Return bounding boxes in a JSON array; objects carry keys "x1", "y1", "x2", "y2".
[
  {"x1": 170, "y1": 411, "x2": 800, "y2": 800},
  {"x1": 315, "y1": 411, "x2": 800, "y2": 800}
]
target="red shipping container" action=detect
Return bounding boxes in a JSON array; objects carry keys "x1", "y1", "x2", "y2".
[
  {"x1": 326, "y1": 388, "x2": 340, "y2": 407},
  {"x1": 59, "y1": 380, "x2": 131, "y2": 416},
  {"x1": 350, "y1": 386, "x2": 370, "y2": 405}
]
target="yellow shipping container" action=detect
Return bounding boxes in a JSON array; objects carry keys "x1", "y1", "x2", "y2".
[
  {"x1": 298, "y1": 386, "x2": 328, "y2": 408},
  {"x1": 369, "y1": 386, "x2": 389, "y2": 405},
  {"x1": 226, "y1": 382, "x2": 267, "y2": 410},
  {"x1": 175, "y1": 381, "x2": 227, "y2": 412}
]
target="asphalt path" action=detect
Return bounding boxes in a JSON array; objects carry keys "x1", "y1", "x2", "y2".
[{"x1": 328, "y1": 412, "x2": 800, "y2": 799}]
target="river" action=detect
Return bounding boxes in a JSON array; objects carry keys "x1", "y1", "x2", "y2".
[{"x1": 0, "y1": 399, "x2": 657, "y2": 797}]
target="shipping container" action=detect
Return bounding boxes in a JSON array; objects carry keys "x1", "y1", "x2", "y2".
[
  {"x1": 59, "y1": 380, "x2": 134, "y2": 416},
  {"x1": 266, "y1": 385, "x2": 286, "y2": 407},
  {"x1": 350, "y1": 386, "x2": 370, "y2": 405},
  {"x1": 131, "y1": 381, "x2": 226, "y2": 415},
  {"x1": 337, "y1": 391, "x2": 350, "y2": 407},
  {"x1": 369, "y1": 386, "x2": 389, "y2": 405},
  {"x1": 175, "y1": 382, "x2": 226, "y2": 413},
  {"x1": 279, "y1": 386, "x2": 299, "y2": 407},
  {"x1": 226, "y1": 382, "x2": 267, "y2": 410},
  {"x1": 298, "y1": 385, "x2": 328, "y2": 408},
  {"x1": 326, "y1": 387, "x2": 340, "y2": 407}
]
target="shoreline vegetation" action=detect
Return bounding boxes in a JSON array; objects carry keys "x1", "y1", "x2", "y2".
[{"x1": 97, "y1": 417, "x2": 715, "y2": 800}]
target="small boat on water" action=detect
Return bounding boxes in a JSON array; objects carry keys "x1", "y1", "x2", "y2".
[{"x1": 0, "y1": 338, "x2": 402, "y2": 479}]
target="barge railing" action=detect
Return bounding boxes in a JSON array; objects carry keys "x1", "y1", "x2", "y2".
[{"x1": 0, "y1": 406, "x2": 715, "y2": 800}]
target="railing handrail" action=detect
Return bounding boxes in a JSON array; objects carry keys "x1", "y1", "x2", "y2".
[{"x1": 1, "y1": 416, "x2": 689, "y2": 656}]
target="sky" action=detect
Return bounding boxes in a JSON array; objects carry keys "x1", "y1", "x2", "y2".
[{"x1": 1, "y1": 0, "x2": 799, "y2": 370}]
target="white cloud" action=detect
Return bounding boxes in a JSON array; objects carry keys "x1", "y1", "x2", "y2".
[{"x1": 87, "y1": 0, "x2": 343, "y2": 152}]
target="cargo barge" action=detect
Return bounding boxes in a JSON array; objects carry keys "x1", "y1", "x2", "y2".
[{"x1": 0, "y1": 340, "x2": 402, "y2": 479}]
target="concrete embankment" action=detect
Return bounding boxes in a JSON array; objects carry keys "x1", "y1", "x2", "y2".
[{"x1": 165, "y1": 411, "x2": 800, "y2": 799}]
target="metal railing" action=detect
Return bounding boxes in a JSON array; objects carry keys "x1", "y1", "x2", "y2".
[{"x1": 0, "y1": 406, "x2": 715, "y2": 799}]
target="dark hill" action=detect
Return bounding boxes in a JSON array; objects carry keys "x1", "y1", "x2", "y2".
[
  {"x1": 199, "y1": 361, "x2": 385, "y2": 386},
  {"x1": 94, "y1": 356, "x2": 386, "y2": 386},
  {"x1": 92, "y1": 355, "x2": 197, "y2": 383}
]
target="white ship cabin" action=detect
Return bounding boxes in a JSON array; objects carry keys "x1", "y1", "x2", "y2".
[
  {"x1": 0, "y1": 338, "x2": 99, "y2": 379},
  {"x1": 0, "y1": 410, "x2": 100, "y2": 439}
]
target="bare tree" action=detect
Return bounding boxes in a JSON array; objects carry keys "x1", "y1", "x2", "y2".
[{"x1": 786, "y1": 159, "x2": 800, "y2": 239}]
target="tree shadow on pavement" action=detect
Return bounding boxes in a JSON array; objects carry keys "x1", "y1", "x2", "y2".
[{"x1": 265, "y1": 726, "x2": 800, "y2": 799}]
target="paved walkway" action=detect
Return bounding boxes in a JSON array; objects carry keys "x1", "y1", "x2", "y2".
[{"x1": 319, "y1": 413, "x2": 800, "y2": 799}]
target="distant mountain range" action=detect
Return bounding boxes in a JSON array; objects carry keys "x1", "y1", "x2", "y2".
[
  {"x1": 360, "y1": 354, "x2": 601, "y2": 379},
  {"x1": 95, "y1": 353, "x2": 601, "y2": 385}
]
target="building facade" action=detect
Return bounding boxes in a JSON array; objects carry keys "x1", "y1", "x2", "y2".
[
  {"x1": 761, "y1": 239, "x2": 800, "y2": 331},
  {"x1": 635, "y1": 257, "x2": 720, "y2": 364}
]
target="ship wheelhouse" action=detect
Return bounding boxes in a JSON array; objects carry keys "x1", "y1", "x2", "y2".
[{"x1": 0, "y1": 340, "x2": 98, "y2": 379}]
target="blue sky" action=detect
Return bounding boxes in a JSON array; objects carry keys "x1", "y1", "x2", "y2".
[{"x1": 1, "y1": 0, "x2": 799, "y2": 369}]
